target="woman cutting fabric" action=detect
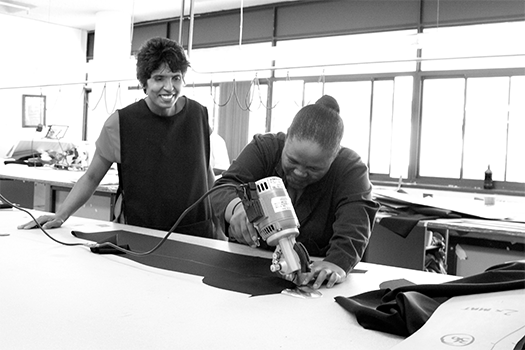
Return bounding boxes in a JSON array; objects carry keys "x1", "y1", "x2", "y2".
[{"x1": 210, "y1": 95, "x2": 380, "y2": 289}]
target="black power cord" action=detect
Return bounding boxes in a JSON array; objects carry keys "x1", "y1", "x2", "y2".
[
  {"x1": 0, "y1": 193, "x2": 88, "y2": 248},
  {"x1": 0, "y1": 183, "x2": 239, "y2": 256}
]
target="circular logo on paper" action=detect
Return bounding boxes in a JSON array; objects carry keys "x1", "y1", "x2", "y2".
[{"x1": 441, "y1": 334, "x2": 475, "y2": 346}]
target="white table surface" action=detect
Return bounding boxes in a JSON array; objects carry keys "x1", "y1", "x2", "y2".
[{"x1": 0, "y1": 208, "x2": 457, "y2": 350}]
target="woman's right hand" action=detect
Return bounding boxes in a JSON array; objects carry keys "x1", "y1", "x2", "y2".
[
  {"x1": 228, "y1": 205, "x2": 260, "y2": 248},
  {"x1": 18, "y1": 215, "x2": 65, "y2": 230}
]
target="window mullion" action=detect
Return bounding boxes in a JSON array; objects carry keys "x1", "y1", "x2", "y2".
[
  {"x1": 367, "y1": 79, "x2": 375, "y2": 170},
  {"x1": 409, "y1": 71, "x2": 422, "y2": 183},
  {"x1": 504, "y1": 76, "x2": 512, "y2": 182},
  {"x1": 459, "y1": 76, "x2": 468, "y2": 180}
]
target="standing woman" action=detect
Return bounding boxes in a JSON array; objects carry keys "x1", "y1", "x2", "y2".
[{"x1": 19, "y1": 37, "x2": 216, "y2": 238}]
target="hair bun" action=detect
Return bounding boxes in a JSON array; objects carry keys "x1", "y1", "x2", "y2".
[{"x1": 315, "y1": 95, "x2": 340, "y2": 113}]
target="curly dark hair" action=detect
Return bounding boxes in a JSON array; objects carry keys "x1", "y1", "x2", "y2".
[
  {"x1": 135, "y1": 37, "x2": 190, "y2": 89},
  {"x1": 287, "y1": 95, "x2": 344, "y2": 154}
]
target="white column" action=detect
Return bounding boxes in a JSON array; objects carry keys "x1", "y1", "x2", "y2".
[
  {"x1": 92, "y1": 10, "x2": 133, "y2": 80},
  {"x1": 87, "y1": 10, "x2": 136, "y2": 141}
]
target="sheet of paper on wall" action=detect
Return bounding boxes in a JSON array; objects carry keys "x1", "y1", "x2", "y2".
[{"x1": 390, "y1": 289, "x2": 525, "y2": 350}]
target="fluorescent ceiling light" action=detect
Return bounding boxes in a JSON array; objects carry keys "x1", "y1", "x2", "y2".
[{"x1": 0, "y1": 0, "x2": 33, "y2": 14}]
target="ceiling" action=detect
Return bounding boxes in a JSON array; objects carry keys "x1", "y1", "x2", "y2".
[{"x1": 0, "y1": 0, "x2": 296, "y2": 31}]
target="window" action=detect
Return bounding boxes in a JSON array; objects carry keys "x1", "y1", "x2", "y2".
[
  {"x1": 419, "y1": 78, "x2": 465, "y2": 179},
  {"x1": 420, "y1": 76, "x2": 525, "y2": 183},
  {"x1": 184, "y1": 84, "x2": 220, "y2": 131},
  {"x1": 421, "y1": 22, "x2": 525, "y2": 71},
  {"x1": 507, "y1": 76, "x2": 525, "y2": 183},
  {"x1": 302, "y1": 77, "x2": 412, "y2": 177},
  {"x1": 247, "y1": 82, "x2": 268, "y2": 139},
  {"x1": 306, "y1": 81, "x2": 372, "y2": 165},
  {"x1": 187, "y1": 43, "x2": 274, "y2": 84},
  {"x1": 274, "y1": 30, "x2": 418, "y2": 78},
  {"x1": 270, "y1": 80, "x2": 304, "y2": 133},
  {"x1": 368, "y1": 77, "x2": 413, "y2": 177},
  {"x1": 416, "y1": 21, "x2": 525, "y2": 191}
]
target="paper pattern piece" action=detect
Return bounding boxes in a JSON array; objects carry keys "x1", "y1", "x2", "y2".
[{"x1": 391, "y1": 289, "x2": 525, "y2": 349}]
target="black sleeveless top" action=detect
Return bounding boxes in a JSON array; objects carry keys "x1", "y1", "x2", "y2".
[{"x1": 118, "y1": 97, "x2": 213, "y2": 237}]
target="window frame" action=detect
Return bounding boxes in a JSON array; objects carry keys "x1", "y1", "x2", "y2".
[
  {"x1": 182, "y1": 22, "x2": 525, "y2": 196},
  {"x1": 411, "y1": 67, "x2": 525, "y2": 195}
]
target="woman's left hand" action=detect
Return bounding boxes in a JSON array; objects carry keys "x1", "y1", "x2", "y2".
[{"x1": 300, "y1": 261, "x2": 347, "y2": 289}]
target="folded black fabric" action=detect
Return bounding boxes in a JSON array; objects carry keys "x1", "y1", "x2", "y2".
[
  {"x1": 378, "y1": 214, "x2": 438, "y2": 238},
  {"x1": 378, "y1": 204, "x2": 462, "y2": 238},
  {"x1": 335, "y1": 261, "x2": 525, "y2": 337}
]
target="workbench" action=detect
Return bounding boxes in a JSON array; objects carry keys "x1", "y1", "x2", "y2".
[
  {"x1": 0, "y1": 207, "x2": 459, "y2": 350},
  {"x1": 0, "y1": 162, "x2": 118, "y2": 220},
  {"x1": 2, "y1": 163, "x2": 523, "y2": 277},
  {"x1": 365, "y1": 206, "x2": 525, "y2": 276},
  {"x1": 423, "y1": 218, "x2": 525, "y2": 276}
]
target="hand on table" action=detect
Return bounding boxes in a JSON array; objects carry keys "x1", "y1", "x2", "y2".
[
  {"x1": 18, "y1": 215, "x2": 65, "y2": 230},
  {"x1": 297, "y1": 261, "x2": 347, "y2": 289}
]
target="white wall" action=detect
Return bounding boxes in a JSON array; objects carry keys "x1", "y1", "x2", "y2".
[{"x1": 0, "y1": 14, "x2": 87, "y2": 158}]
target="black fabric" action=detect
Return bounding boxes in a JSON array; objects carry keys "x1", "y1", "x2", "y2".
[
  {"x1": 335, "y1": 261, "x2": 525, "y2": 337},
  {"x1": 72, "y1": 230, "x2": 295, "y2": 297},
  {"x1": 378, "y1": 205, "x2": 462, "y2": 238},
  {"x1": 379, "y1": 214, "x2": 437, "y2": 238}
]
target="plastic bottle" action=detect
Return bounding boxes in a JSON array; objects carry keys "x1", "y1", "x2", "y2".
[{"x1": 484, "y1": 165, "x2": 494, "y2": 190}]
